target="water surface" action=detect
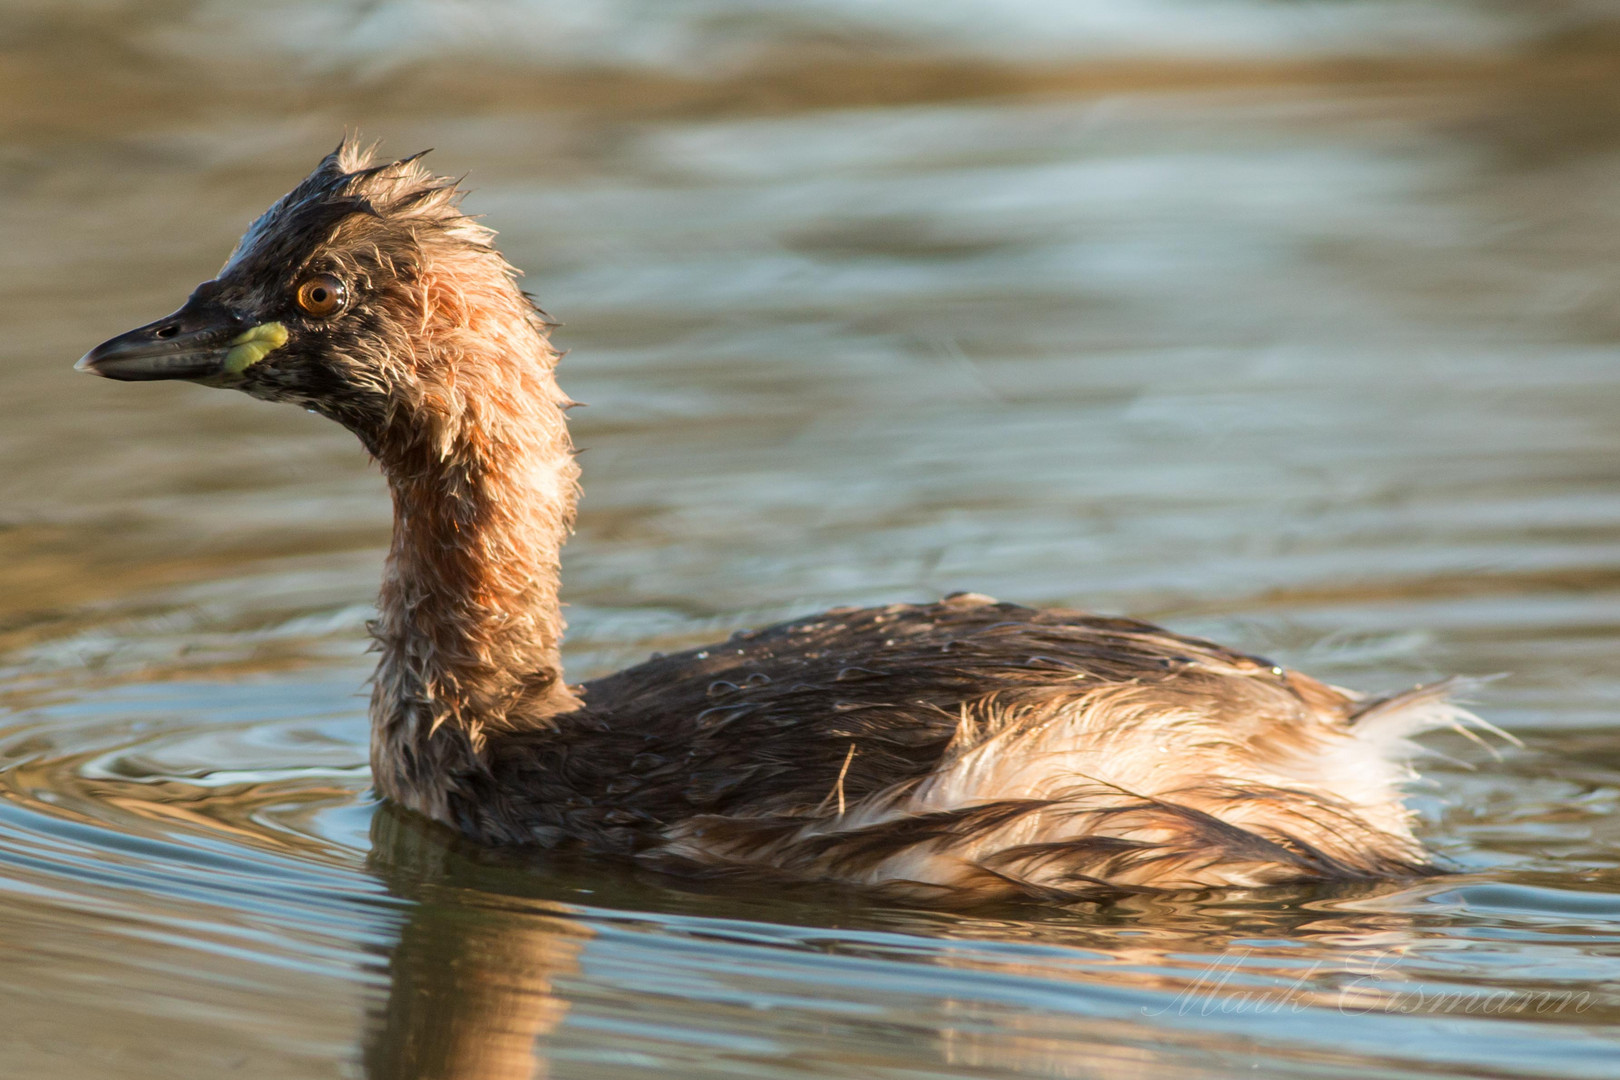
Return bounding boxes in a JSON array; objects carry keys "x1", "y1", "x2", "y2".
[{"x1": 5, "y1": 2, "x2": 1620, "y2": 1077}]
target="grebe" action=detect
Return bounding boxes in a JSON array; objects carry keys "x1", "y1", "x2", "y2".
[{"x1": 77, "y1": 141, "x2": 1491, "y2": 902}]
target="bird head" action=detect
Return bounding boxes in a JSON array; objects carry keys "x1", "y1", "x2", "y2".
[{"x1": 77, "y1": 139, "x2": 552, "y2": 456}]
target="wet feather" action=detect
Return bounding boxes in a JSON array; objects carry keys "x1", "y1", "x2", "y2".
[{"x1": 86, "y1": 137, "x2": 1503, "y2": 904}]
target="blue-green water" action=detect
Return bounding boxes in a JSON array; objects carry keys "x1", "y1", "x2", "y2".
[{"x1": 5, "y1": 2, "x2": 1620, "y2": 1076}]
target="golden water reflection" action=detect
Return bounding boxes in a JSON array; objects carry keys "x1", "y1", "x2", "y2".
[
  {"x1": 364, "y1": 810, "x2": 585, "y2": 1080},
  {"x1": 361, "y1": 803, "x2": 1610, "y2": 1080}
]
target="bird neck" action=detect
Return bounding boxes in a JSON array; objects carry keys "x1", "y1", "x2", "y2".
[{"x1": 367, "y1": 355, "x2": 580, "y2": 815}]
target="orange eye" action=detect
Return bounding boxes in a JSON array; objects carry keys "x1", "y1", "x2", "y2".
[{"x1": 295, "y1": 275, "x2": 347, "y2": 318}]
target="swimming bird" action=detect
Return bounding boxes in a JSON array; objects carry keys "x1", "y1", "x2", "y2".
[{"x1": 76, "y1": 140, "x2": 1491, "y2": 903}]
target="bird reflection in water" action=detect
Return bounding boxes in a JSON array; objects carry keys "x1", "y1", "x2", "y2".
[
  {"x1": 363, "y1": 806, "x2": 588, "y2": 1080},
  {"x1": 361, "y1": 801, "x2": 1450, "y2": 1080}
]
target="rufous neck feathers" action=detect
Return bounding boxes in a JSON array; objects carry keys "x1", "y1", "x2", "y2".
[{"x1": 367, "y1": 250, "x2": 580, "y2": 811}]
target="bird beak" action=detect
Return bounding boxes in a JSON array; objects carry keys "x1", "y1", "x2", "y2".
[{"x1": 76, "y1": 293, "x2": 286, "y2": 383}]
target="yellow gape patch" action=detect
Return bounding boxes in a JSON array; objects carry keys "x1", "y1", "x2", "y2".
[{"x1": 223, "y1": 321, "x2": 289, "y2": 374}]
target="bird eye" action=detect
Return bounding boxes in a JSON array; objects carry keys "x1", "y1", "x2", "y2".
[{"x1": 295, "y1": 275, "x2": 347, "y2": 318}]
